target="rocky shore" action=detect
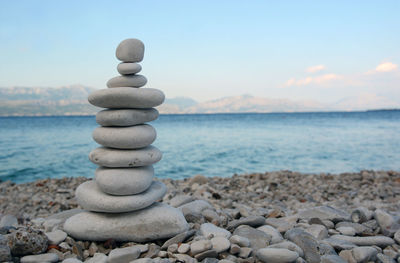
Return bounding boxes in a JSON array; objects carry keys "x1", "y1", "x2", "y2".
[{"x1": 1, "y1": 170, "x2": 400, "y2": 262}]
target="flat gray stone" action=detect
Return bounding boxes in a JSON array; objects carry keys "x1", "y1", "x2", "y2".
[
  {"x1": 190, "y1": 240, "x2": 212, "y2": 255},
  {"x1": 116, "y1": 38, "x2": 145, "y2": 62},
  {"x1": 89, "y1": 146, "x2": 162, "y2": 168},
  {"x1": 20, "y1": 253, "x2": 58, "y2": 263},
  {"x1": 256, "y1": 248, "x2": 299, "y2": 263},
  {"x1": 161, "y1": 230, "x2": 196, "y2": 249},
  {"x1": 88, "y1": 87, "x2": 165, "y2": 109},
  {"x1": 229, "y1": 235, "x2": 250, "y2": 247},
  {"x1": 64, "y1": 202, "x2": 188, "y2": 242},
  {"x1": 210, "y1": 236, "x2": 230, "y2": 253},
  {"x1": 62, "y1": 258, "x2": 82, "y2": 263},
  {"x1": 108, "y1": 246, "x2": 140, "y2": 263},
  {"x1": 96, "y1": 108, "x2": 158, "y2": 127},
  {"x1": 179, "y1": 200, "x2": 213, "y2": 217},
  {"x1": 284, "y1": 228, "x2": 321, "y2": 263},
  {"x1": 76, "y1": 180, "x2": 166, "y2": 213},
  {"x1": 267, "y1": 241, "x2": 304, "y2": 257},
  {"x1": 92, "y1": 124, "x2": 156, "y2": 149},
  {"x1": 257, "y1": 225, "x2": 284, "y2": 244},
  {"x1": 331, "y1": 234, "x2": 395, "y2": 247},
  {"x1": 227, "y1": 215, "x2": 265, "y2": 230},
  {"x1": 0, "y1": 214, "x2": 18, "y2": 228},
  {"x1": 322, "y1": 237, "x2": 357, "y2": 250},
  {"x1": 297, "y1": 206, "x2": 350, "y2": 223},
  {"x1": 45, "y1": 229, "x2": 67, "y2": 245},
  {"x1": 117, "y1": 62, "x2": 142, "y2": 75},
  {"x1": 321, "y1": 255, "x2": 347, "y2": 263},
  {"x1": 168, "y1": 195, "x2": 194, "y2": 207},
  {"x1": 232, "y1": 225, "x2": 271, "y2": 250},
  {"x1": 95, "y1": 166, "x2": 154, "y2": 195},
  {"x1": 352, "y1": 246, "x2": 378, "y2": 262},
  {"x1": 200, "y1": 223, "x2": 231, "y2": 238},
  {"x1": 85, "y1": 253, "x2": 108, "y2": 263},
  {"x1": 107, "y1": 75, "x2": 147, "y2": 88}
]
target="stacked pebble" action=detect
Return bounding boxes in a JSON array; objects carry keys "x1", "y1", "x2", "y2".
[{"x1": 63, "y1": 39, "x2": 188, "y2": 242}]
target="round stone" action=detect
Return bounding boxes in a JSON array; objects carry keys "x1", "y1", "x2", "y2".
[
  {"x1": 76, "y1": 180, "x2": 167, "y2": 213},
  {"x1": 116, "y1": 38, "x2": 145, "y2": 62},
  {"x1": 64, "y1": 202, "x2": 189, "y2": 242},
  {"x1": 89, "y1": 146, "x2": 162, "y2": 168},
  {"x1": 88, "y1": 87, "x2": 165, "y2": 109},
  {"x1": 96, "y1": 108, "x2": 159, "y2": 127},
  {"x1": 107, "y1": 75, "x2": 147, "y2": 88},
  {"x1": 117, "y1": 63, "x2": 142, "y2": 75},
  {"x1": 92, "y1": 124, "x2": 156, "y2": 149},
  {"x1": 95, "y1": 166, "x2": 154, "y2": 196}
]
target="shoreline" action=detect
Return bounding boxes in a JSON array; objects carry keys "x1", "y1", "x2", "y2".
[{"x1": 1, "y1": 170, "x2": 399, "y2": 262}]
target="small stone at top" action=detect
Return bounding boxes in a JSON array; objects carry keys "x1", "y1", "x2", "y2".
[{"x1": 116, "y1": 38, "x2": 145, "y2": 62}]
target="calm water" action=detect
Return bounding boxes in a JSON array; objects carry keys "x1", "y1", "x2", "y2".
[{"x1": 0, "y1": 111, "x2": 399, "y2": 183}]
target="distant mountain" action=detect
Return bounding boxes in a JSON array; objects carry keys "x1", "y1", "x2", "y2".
[
  {"x1": 0, "y1": 86, "x2": 398, "y2": 116},
  {"x1": 0, "y1": 85, "x2": 97, "y2": 116}
]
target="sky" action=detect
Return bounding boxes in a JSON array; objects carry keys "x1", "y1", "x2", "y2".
[{"x1": 0, "y1": 0, "x2": 399, "y2": 106}]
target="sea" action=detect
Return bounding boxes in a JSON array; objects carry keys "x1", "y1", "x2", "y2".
[{"x1": 0, "y1": 111, "x2": 399, "y2": 183}]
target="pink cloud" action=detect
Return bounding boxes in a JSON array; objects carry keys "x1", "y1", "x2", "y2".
[{"x1": 306, "y1": 65, "x2": 325, "y2": 73}]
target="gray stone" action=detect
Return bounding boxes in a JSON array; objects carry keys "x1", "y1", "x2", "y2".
[
  {"x1": 107, "y1": 75, "x2": 147, "y2": 88},
  {"x1": 96, "y1": 108, "x2": 158, "y2": 127},
  {"x1": 90, "y1": 146, "x2": 162, "y2": 168},
  {"x1": 0, "y1": 234, "x2": 11, "y2": 262},
  {"x1": 161, "y1": 230, "x2": 196, "y2": 249},
  {"x1": 297, "y1": 206, "x2": 351, "y2": 223},
  {"x1": 64, "y1": 202, "x2": 188, "y2": 242},
  {"x1": 108, "y1": 246, "x2": 140, "y2": 263},
  {"x1": 332, "y1": 234, "x2": 395, "y2": 247},
  {"x1": 177, "y1": 243, "x2": 190, "y2": 254},
  {"x1": 319, "y1": 243, "x2": 336, "y2": 256},
  {"x1": 95, "y1": 166, "x2": 154, "y2": 195},
  {"x1": 179, "y1": 200, "x2": 213, "y2": 220},
  {"x1": 45, "y1": 209, "x2": 83, "y2": 228},
  {"x1": 130, "y1": 259, "x2": 154, "y2": 263},
  {"x1": 256, "y1": 248, "x2": 299, "y2": 263},
  {"x1": 62, "y1": 259, "x2": 83, "y2": 263},
  {"x1": 322, "y1": 237, "x2": 357, "y2": 250},
  {"x1": 268, "y1": 241, "x2": 304, "y2": 257},
  {"x1": 374, "y1": 209, "x2": 400, "y2": 236},
  {"x1": 172, "y1": 253, "x2": 195, "y2": 263},
  {"x1": 227, "y1": 216, "x2": 265, "y2": 230},
  {"x1": 337, "y1": 226, "x2": 356, "y2": 236},
  {"x1": 201, "y1": 258, "x2": 218, "y2": 263},
  {"x1": 85, "y1": 252, "x2": 108, "y2": 263},
  {"x1": 194, "y1": 249, "x2": 217, "y2": 261},
  {"x1": 45, "y1": 229, "x2": 67, "y2": 245},
  {"x1": 8, "y1": 227, "x2": 48, "y2": 256},
  {"x1": 352, "y1": 246, "x2": 378, "y2": 262},
  {"x1": 0, "y1": 214, "x2": 18, "y2": 228},
  {"x1": 200, "y1": 223, "x2": 231, "y2": 239},
  {"x1": 92, "y1": 125, "x2": 156, "y2": 150},
  {"x1": 338, "y1": 250, "x2": 356, "y2": 263},
  {"x1": 168, "y1": 195, "x2": 194, "y2": 208},
  {"x1": 238, "y1": 247, "x2": 252, "y2": 258},
  {"x1": 190, "y1": 240, "x2": 212, "y2": 255},
  {"x1": 321, "y1": 255, "x2": 347, "y2": 263},
  {"x1": 284, "y1": 228, "x2": 321, "y2": 263},
  {"x1": 75, "y1": 180, "x2": 166, "y2": 213},
  {"x1": 232, "y1": 225, "x2": 271, "y2": 250},
  {"x1": 88, "y1": 87, "x2": 165, "y2": 109},
  {"x1": 351, "y1": 207, "x2": 373, "y2": 223},
  {"x1": 210, "y1": 236, "x2": 230, "y2": 253},
  {"x1": 167, "y1": 243, "x2": 178, "y2": 253},
  {"x1": 305, "y1": 224, "x2": 329, "y2": 240},
  {"x1": 117, "y1": 62, "x2": 142, "y2": 75},
  {"x1": 116, "y1": 38, "x2": 145, "y2": 62},
  {"x1": 20, "y1": 253, "x2": 58, "y2": 263},
  {"x1": 257, "y1": 225, "x2": 283, "y2": 244},
  {"x1": 264, "y1": 217, "x2": 294, "y2": 233},
  {"x1": 376, "y1": 253, "x2": 396, "y2": 263},
  {"x1": 335, "y1": 222, "x2": 372, "y2": 235},
  {"x1": 394, "y1": 229, "x2": 400, "y2": 243},
  {"x1": 229, "y1": 235, "x2": 250, "y2": 247}
]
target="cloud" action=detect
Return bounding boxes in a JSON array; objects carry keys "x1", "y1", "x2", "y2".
[
  {"x1": 306, "y1": 64, "x2": 325, "y2": 73},
  {"x1": 285, "y1": 73, "x2": 342, "y2": 86},
  {"x1": 375, "y1": 62, "x2": 398, "y2": 72}
]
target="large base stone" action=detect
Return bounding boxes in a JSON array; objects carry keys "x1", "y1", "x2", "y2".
[
  {"x1": 63, "y1": 203, "x2": 189, "y2": 242},
  {"x1": 76, "y1": 180, "x2": 166, "y2": 213}
]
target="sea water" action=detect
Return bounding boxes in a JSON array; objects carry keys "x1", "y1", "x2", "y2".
[{"x1": 1, "y1": 111, "x2": 399, "y2": 183}]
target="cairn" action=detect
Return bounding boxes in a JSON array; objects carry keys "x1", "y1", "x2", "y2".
[{"x1": 64, "y1": 39, "x2": 188, "y2": 241}]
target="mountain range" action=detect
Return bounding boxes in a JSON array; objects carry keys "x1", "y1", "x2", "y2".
[{"x1": 0, "y1": 85, "x2": 398, "y2": 116}]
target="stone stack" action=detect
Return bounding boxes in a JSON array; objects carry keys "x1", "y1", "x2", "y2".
[{"x1": 64, "y1": 38, "x2": 188, "y2": 242}]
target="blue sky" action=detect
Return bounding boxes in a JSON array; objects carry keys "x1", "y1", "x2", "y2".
[{"x1": 0, "y1": 0, "x2": 399, "y2": 106}]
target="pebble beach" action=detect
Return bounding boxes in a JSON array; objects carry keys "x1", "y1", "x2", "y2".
[{"x1": 1, "y1": 170, "x2": 400, "y2": 262}]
